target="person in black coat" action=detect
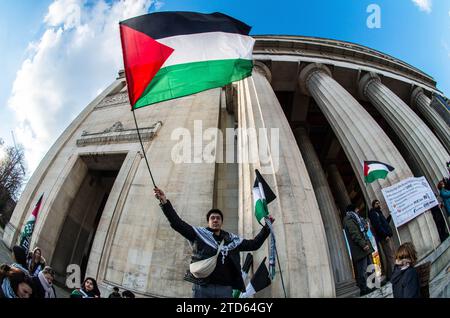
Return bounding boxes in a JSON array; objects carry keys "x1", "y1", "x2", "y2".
[
  {"x1": 391, "y1": 242, "x2": 421, "y2": 298},
  {"x1": 108, "y1": 286, "x2": 122, "y2": 298},
  {"x1": 12, "y1": 245, "x2": 29, "y2": 275},
  {"x1": 31, "y1": 266, "x2": 56, "y2": 298},
  {"x1": 154, "y1": 187, "x2": 274, "y2": 298},
  {"x1": 122, "y1": 290, "x2": 135, "y2": 298},
  {"x1": 368, "y1": 199, "x2": 395, "y2": 280}
]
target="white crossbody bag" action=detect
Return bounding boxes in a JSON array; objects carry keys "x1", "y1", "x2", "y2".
[{"x1": 189, "y1": 240, "x2": 224, "y2": 278}]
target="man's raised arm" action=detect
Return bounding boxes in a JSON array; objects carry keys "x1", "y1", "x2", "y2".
[
  {"x1": 238, "y1": 216, "x2": 275, "y2": 251},
  {"x1": 154, "y1": 188, "x2": 196, "y2": 242}
]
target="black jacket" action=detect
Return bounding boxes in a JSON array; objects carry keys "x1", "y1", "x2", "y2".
[
  {"x1": 160, "y1": 200, "x2": 271, "y2": 291},
  {"x1": 108, "y1": 291, "x2": 122, "y2": 298},
  {"x1": 0, "y1": 278, "x2": 5, "y2": 299},
  {"x1": 31, "y1": 276, "x2": 56, "y2": 298},
  {"x1": 391, "y1": 265, "x2": 421, "y2": 298},
  {"x1": 368, "y1": 208, "x2": 393, "y2": 241}
]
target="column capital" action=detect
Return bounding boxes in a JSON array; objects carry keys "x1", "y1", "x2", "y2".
[
  {"x1": 253, "y1": 61, "x2": 272, "y2": 83},
  {"x1": 298, "y1": 63, "x2": 332, "y2": 95},
  {"x1": 410, "y1": 86, "x2": 425, "y2": 107},
  {"x1": 358, "y1": 72, "x2": 381, "y2": 100}
]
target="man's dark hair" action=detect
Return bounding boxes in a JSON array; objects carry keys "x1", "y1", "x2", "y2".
[
  {"x1": 113, "y1": 286, "x2": 119, "y2": 292},
  {"x1": 12, "y1": 245, "x2": 27, "y2": 268},
  {"x1": 345, "y1": 204, "x2": 356, "y2": 212},
  {"x1": 444, "y1": 177, "x2": 450, "y2": 190},
  {"x1": 371, "y1": 199, "x2": 380, "y2": 208},
  {"x1": 206, "y1": 209, "x2": 223, "y2": 221},
  {"x1": 122, "y1": 290, "x2": 135, "y2": 298}
]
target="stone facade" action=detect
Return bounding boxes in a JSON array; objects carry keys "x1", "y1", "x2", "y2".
[{"x1": 3, "y1": 36, "x2": 449, "y2": 298}]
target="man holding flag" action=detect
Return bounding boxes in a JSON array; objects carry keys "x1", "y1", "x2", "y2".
[
  {"x1": 123, "y1": 11, "x2": 277, "y2": 298},
  {"x1": 154, "y1": 187, "x2": 274, "y2": 298}
]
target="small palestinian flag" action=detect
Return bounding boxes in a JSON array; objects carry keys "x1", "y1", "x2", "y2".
[
  {"x1": 233, "y1": 253, "x2": 253, "y2": 298},
  {"x1": 253, "y1": 169, "x2": 276, "y2": 224},
  {"x1": 239, "y1": 257, "x2": 272, "y2": 298},
  {"x1": 363, "y1": 161, "x2": 394, "y2": 184},
  {"x1": 120, "y1": 11, "x2": 255, "y2": 109},
  {"x1": 19, "y1": 193, "x2": 44, "y2": 253}
]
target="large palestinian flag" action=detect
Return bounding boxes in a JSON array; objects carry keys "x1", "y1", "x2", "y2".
[
  {"x1": 363, "y1": 161, "x2": 395, "y2": 184},
  {"x1": 19, "y1": 193, "x2": 44, "y2": 253},
  {"x1": 119, "y1": 11, "x2": 255, "y2": 109}
]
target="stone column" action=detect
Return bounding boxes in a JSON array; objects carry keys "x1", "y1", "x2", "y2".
[
  {"x1": 294, "y1": 128, "x2": 355, "y2": 295},
  {"x1": 327, "y1": 164, "x2": 351, "y2": 214},
  {"x1": 411, "y1": 87, "x2": 450, "y2": 153},
  {"x1": 431, "y1": 95, "x2": 450, "y2": 126},
  {"x1": 236, "y1": 62, "x2": 335, "y2": 297},
  {"x1": 359, "y1": 73, "x2": 449, "y2": 188},
  {"x1": 299, "y1": 63, "x2": 440, "y2": 258}
]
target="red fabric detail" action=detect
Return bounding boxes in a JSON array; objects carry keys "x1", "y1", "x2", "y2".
[
  {"x1": 120, "y1": 24, "x2": 174, "y2": 107},
  {"x1": 363, "y1": 162, "x2": 369, "y2": 177}
]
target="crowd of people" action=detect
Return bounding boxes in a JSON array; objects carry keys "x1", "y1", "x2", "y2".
[
  {"x1": 344, "y1": 164, "x2": 450, "y2": 298},
  {"x1": 343, "y1": 202, "x2": 423, "y2": 297},
  {"x1": 1, "y1": 166, "x2": 449, "y2": 299},
  {"x1": 0, "y1": 245, "x2": 135, "y2": 298},
  {"x1": 0, "y1": 245, "x2": 55, "y2": 298}
]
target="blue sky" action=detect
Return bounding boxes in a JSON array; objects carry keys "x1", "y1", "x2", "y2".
[{"x1": 0, "y1": 0, "x2": 449, "y2": 175}]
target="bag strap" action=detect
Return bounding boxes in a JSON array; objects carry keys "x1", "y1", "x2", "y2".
[{"x1": 215, "y1": 240, "x2": 224, "y2": 257}]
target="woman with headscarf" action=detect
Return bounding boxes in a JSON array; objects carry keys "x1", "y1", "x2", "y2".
[
  {"x1": 70, "y1": 277, "x2": 101, "y2": 298},
  {"x1": 31, "y1": 266, "x2": 56, "y2": 298},
  {"x1": 0, "y1": 264, "x2": 33, "y2": 298},
  {"x1": 27, "y1": 247, "x2": 46, "y2": 277}
]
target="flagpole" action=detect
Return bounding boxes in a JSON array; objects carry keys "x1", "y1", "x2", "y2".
[
  {"x1": 393, "y1": 220, "x2": 402, "y2": 246},
  {"x1": 131, "y1": 109, "x2": 157, "y2": 188},
  {"x1": 273, "y1": 242, "x2": 287, "y2": 298},
  {"x1": 266, "y1": 218, "x2": 287, "y2": 298}
]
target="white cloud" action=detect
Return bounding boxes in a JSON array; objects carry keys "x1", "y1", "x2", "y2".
[
  {"x1": 7, "y1": 0, "x2": 157, "y2": 174},
  {"x1": 411, "y1": 0, "x2": 432, "y2": 13},
  {"x1": 44, "y1": 0, "x2": 82, "y2": 29}
]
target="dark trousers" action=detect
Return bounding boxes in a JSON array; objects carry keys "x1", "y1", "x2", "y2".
[
  {"x1": 379, "y1": 238, "x2": 395, "y2": 280},
  {"x1": 354, "y1": 255, "x2": 371, "y2": 293},
  {"x1": 431, "y1": 206, "x2": 449, "y2": 243},
  {"x1": 192, "y1": 284, "x2": 233, "y2": 298}
]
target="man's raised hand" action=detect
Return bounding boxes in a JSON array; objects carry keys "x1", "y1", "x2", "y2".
[
  {"x1": 154, "y1": 187, "x2": 167, "y2": 204},
  {"x1": 265, "y1": 215, "x2": 275, "y2": 224}
]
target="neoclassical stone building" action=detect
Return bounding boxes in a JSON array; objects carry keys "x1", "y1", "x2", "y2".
[{"x1": 3, "y1": 36, "x2": 450, "y2": 297}]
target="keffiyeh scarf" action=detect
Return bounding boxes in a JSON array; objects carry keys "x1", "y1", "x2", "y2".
[{"x1": 193, "y1": 227, "x2": 243, "y2": 264}]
